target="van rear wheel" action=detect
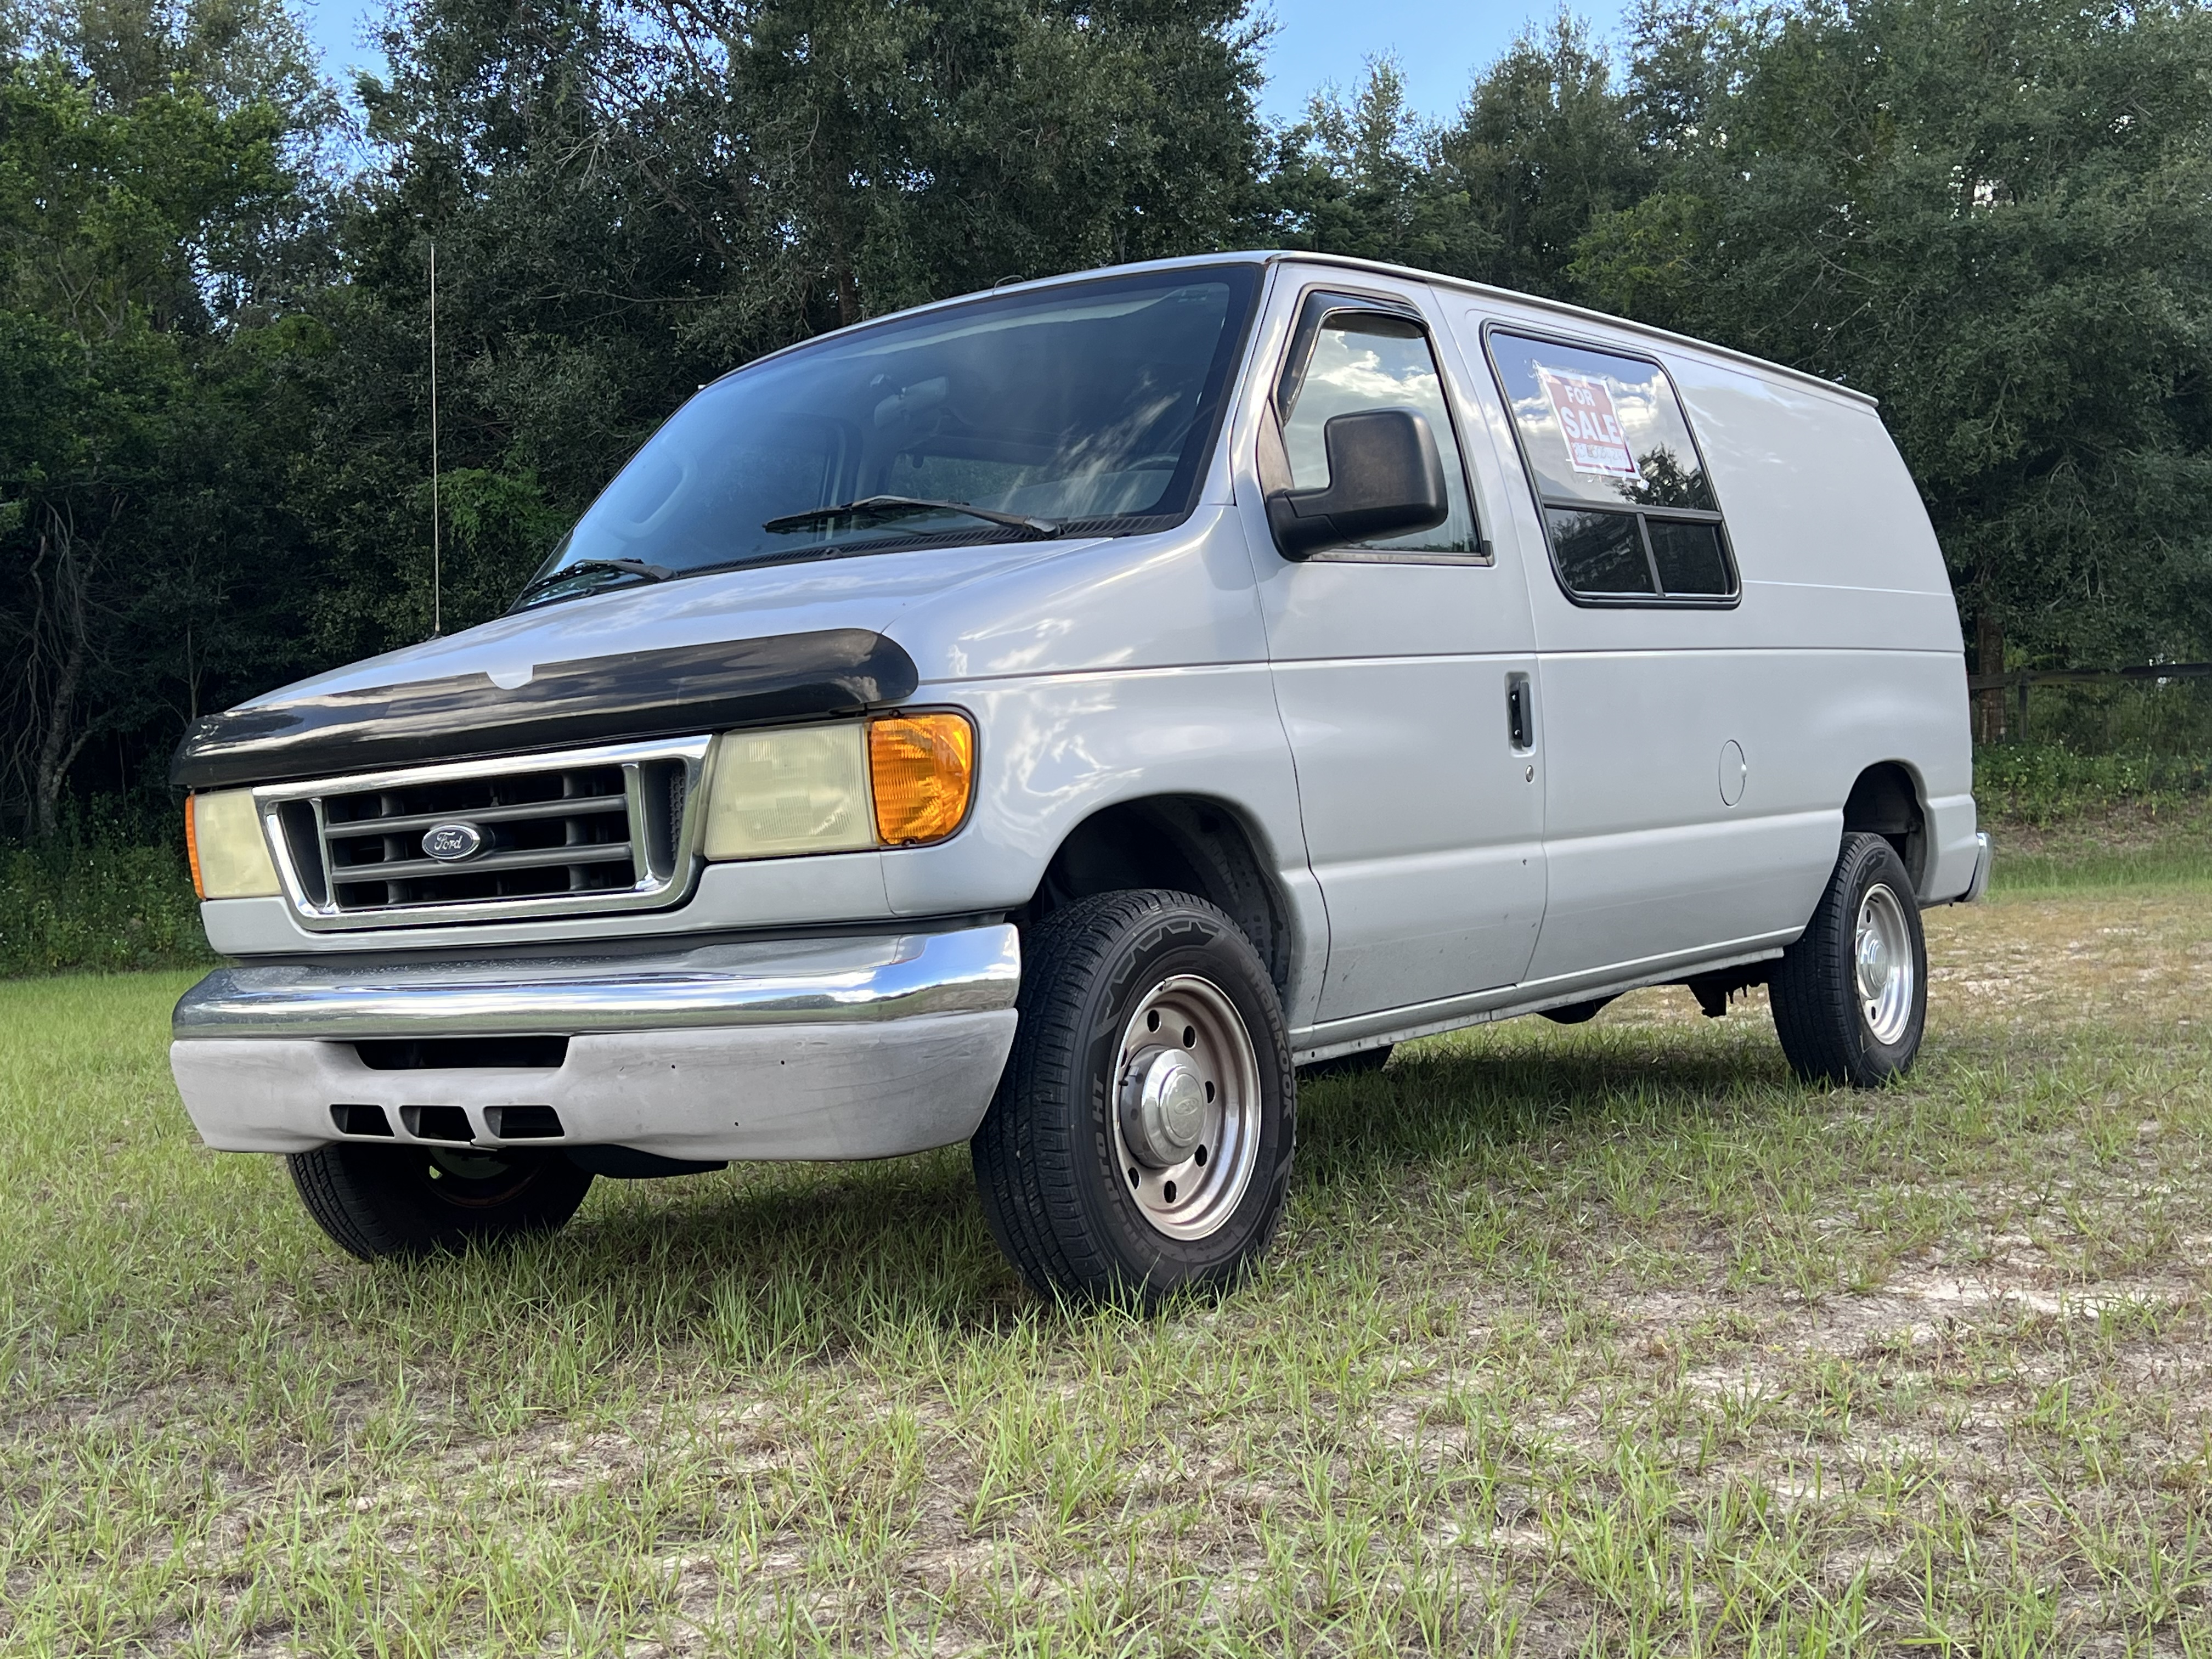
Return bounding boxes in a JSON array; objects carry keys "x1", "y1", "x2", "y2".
[
  {"x1": 1769, "y1": 831, "x2": 1927, "y2": 1087},
  {"x1": 287, "y1": 1142, "x2": 596, "y2": 1261},
  {"x1": 972, "y1": 890, "x2": 1295, "y2": 1305}
]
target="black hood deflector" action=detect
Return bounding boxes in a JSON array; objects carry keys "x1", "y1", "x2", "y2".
[{"x1": 171, "y1": 630, "x2": 920, "y2": 791}]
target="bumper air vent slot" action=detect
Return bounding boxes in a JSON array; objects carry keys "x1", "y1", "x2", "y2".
[
  {"x1": 354, "y1": 1036, "x2": 569, "y2": 1071},
  {"x1": 400, "y1": 1104, "x2": 475, "y2": 1142},
  {"x1": 330, "y1": 1102, "x2": 393, "y2": 1137},
  {"x1": 486, "y1": 1104, "x2": 563, "y2": 1140}
]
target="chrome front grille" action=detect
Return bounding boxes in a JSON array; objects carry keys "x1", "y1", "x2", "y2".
[
  {"x1": 254, "y1": 736, "x2": 712, "y2": 930},
  {"x1": 319, "y1": 761, "x2": 635, "y2": 909}
]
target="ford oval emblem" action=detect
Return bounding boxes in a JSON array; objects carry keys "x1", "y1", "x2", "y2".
[{"x1": 421, "y1": 821, "x2": 486, "y2": 862}]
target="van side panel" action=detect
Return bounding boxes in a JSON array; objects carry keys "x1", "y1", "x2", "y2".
[
  {"x1": 1675, "y1": 357, "x2": 1959, "y2": 612},
  {"x1": 1666, "y1": 353, "x2": 1977, "y2": 903},
  {"x1": 1669, "y1": 353, "x2": 1979, "y2": 902},
  {"x1": 877, "y1": 666, "x2": 1330, "y2": 1025},
  {"x1": 1450, "y1": 303, "x2": 1978, "y2": 985}
]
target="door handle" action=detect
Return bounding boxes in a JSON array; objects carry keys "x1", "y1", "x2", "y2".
[{"x1": 1506, "y1": 673, "x2": 1534, "y2": 752}]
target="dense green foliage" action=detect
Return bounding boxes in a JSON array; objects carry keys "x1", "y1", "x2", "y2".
[
  {"x1": 1975, "y1": 740, "x2": 2212, "y2": 822},
  {"x1": 1576, "y1": 0, "x2": 2212, "y2": 676},
  {"x1": 3, "y1": 0, "x2": 2210, "y2": 842},
  {"x1": 0, "y1": 838, "x2": 210, "y2": 974}
]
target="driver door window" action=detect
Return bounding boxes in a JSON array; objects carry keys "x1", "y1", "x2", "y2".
[{"x1": 1275, "y1": 303, "x2": 1484, "y2": 559}]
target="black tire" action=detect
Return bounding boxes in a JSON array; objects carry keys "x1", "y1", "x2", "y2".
[
  {"x1": 1770, "y1": 831, "x2": 1927, "y2": 1087},
  {"x1": 972, "y1": 889, "x2": 1296, "y2": 1305},
  {"x1": 286, "y1": 1142, "x2": 596, "y2": 1261},
  {"x1": 1298, "y1": 1044, "x2": 1392, "y2": 1081}
]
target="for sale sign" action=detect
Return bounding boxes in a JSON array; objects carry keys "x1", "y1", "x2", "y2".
[{"x1": 1539, "y1": 371, "x2": 1640, "y2": 480}]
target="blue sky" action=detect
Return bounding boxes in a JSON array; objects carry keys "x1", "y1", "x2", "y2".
[{"x1": 294, "y1": 0, "x2": 1638, "y2": 127}]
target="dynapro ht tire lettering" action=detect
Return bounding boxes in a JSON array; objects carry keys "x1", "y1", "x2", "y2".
[
  {"x1": 287, "y1": 1142, "x2": 596, "y2": 1260},
  {"x1": 1770, "y1": 831, "x2": 1928, "y2": 1087},
  {"x1": 972, "y1": 890, "x2": 1296, "y2": 1304}
]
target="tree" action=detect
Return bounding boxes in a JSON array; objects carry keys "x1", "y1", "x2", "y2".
[
  {"x1": 1573, "y1": 0, "x2": 2212, "y2": 717},
  {"x1": 1254, "y1": 57, "x2": 1495, "y2": 273},
  {"x1": 298, "y1": 0, "x2": 1271, "y2": 661},
  {"x1": 1432, "y1": 14, "x2": 1649, "y2": 297},
  {"x1": 1255, "y1": 20, "x2": 1648, "y2": 297},
  {"x1": 0, "y1": 7, "x2": 329, "y2": 834}
]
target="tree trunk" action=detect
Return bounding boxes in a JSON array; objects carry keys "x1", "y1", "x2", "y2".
[
  {"x1": 1974, "y1": 610, "x2": 2006, "y2": 745},
  {"x1": 32, "y1": 635, "x2": 89, "y2": 840},
  {"x1": 24, "y1": 505, "x2": 98, "y2": 840}
]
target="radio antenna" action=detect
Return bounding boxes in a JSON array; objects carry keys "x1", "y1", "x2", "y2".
[{"x1": 428, "y1": 238, "x2": 442, "y2": 637}]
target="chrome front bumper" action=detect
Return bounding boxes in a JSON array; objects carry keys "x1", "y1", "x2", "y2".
[
  {"x1": 174, "y1": 926, "x2": 1020, "y2": 1038},
  {"x1": 168, "y1": 925, "x2": 1022, "y2": 1160}
]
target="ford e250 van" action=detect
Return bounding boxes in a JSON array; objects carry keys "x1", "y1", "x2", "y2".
[{"x1": 168, "y1": 253, "x2": 1992, "y2": 1300}]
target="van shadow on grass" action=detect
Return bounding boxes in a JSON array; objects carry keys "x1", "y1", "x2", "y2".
[
  {"x1": 1294, "y1": 1020, "x2": 1804, "y2": 1190},
  {"x1": 329, "y1": 1018, "x2": 1813, "y2": 1379}
]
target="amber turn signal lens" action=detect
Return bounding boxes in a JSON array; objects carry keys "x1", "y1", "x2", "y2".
[
  {"x1": 868, "y1": 713, "x2": 975, "y2": 845},
  {"x1": 184, "y1": 794, "x2": 206, "y2": 899}
]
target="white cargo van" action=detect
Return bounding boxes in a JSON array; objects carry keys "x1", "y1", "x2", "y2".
[{"x1": 169, "y1": 253, "x2": 1990, "y2": 1299}]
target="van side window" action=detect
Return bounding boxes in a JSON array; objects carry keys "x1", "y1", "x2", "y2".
[
  {"x1": 1485, "y1": 329, "x2": 1736, "y2": 605},
  {"x1": 1275, "y1": 298, "x2": 1485, "y2": 559}
]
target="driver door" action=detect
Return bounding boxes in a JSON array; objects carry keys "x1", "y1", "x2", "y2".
[{"x1": 1238, "y1": 273, "x2": 1548, "y2": 1024}]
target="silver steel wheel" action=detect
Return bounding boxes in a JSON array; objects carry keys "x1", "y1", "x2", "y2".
[
  {"x1": 1110, "y1": 974, "x2": 1262, "y2": 1242},
  {"x1": 1854, "y1": 882, "x2": 1915, "y2": 1046}
]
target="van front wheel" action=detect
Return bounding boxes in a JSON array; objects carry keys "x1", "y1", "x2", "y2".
[
  {"x1": 972, "y1": 890, "x2": 1295, "y2": 1305},
  {"x1": 1770, "y1": 831, "x2": 1927, "y2": 1087}
]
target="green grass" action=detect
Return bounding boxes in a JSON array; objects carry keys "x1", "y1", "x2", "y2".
[
  {"x1": 1992, "y1": 840, "x2": 2212, "y2": 893},
  {"x1": 1983, "y1": 798, "x2": 2212, "y2": 894},
  {"x1": 5, "y1": 874, "x2": 2212, "y2": 1651}
]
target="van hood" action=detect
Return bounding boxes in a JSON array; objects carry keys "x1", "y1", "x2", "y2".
[
  {"x1": 271, "y1": 538, "x2": 1102, "y2": 702},
  {"x1": 172, "y1": 539, "x2": 1101, "y2": 790}
]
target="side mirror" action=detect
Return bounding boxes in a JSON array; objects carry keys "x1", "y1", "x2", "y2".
[{"x1": 1266, "y1": 408, "x2": 1449, "y2": 561}]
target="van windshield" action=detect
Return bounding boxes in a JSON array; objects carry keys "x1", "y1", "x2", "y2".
[{"x1": 518, "y1": 266, "x2": 1261, "y2": 607}]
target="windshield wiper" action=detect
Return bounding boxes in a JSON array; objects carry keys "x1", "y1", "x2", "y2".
[
  {"x1": 761, "y1": 495, "x2": 1061, "y2": 539},
  {"x1": 513, "y1": 557, "x2": 675, "y2": 607}
]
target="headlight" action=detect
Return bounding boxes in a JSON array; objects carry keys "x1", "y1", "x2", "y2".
[
  {"x1": 185, "y1": 789, "x2": 280, "y2": 899},
  {"x1": 701, "y1": 712, "x2": 975, "y2": 861},
  {"x1": 701, "y1": 724, "x2": 876, "y2": 859}
]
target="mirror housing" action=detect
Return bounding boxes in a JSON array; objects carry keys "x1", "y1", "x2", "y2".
[{"x1": 1265, "y1": 408, "x2": 1449, "y2": 561}]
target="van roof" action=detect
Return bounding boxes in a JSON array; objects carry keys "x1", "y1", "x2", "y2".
[{"x1": 976, "y1": 250, "x2": 1883, "y2": 411}]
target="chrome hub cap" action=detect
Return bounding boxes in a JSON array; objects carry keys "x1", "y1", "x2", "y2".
[
  {"x1": 1111, "y1": 975, "x2": 1262, "y2": 1242},
  {"x1": 1854, "y1": 882, "x2": 1915, "y2": 1046},
  {"x1": 1125, "y1": 1049, "x2": 1210, "y2": 1166}
]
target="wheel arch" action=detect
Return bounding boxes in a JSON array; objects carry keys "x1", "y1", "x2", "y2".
[
  {"x1": 1842, "y1": 760, "x2": 1929, "y2": 891},
  {"x1": 1021, "y1": 794, "x2": 1294, "y2": 996}
]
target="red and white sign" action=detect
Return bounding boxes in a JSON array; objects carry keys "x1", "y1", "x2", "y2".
[{"x1": 1539, "y1": 371, "x2": 1639, "y2": 479}]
